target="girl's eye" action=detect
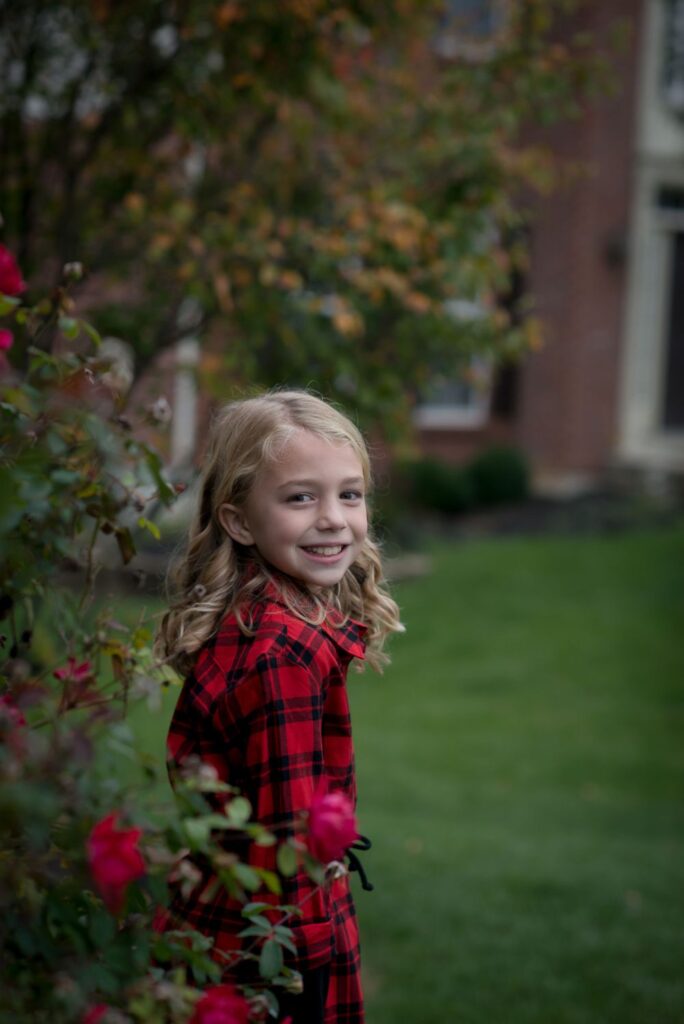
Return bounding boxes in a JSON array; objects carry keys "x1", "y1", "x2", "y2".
[
  {"x1": 341, "y1": 490, "x2": 364, "y2": 502},
  {"x1": 286, "y1": 493, "x2": 314, "y2": 503}
]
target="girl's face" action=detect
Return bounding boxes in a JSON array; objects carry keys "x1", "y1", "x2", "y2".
[{"x1": 220, "y1": 429, "x2": 368, "y2": 589}]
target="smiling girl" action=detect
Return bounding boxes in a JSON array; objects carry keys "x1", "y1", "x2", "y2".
[{"x1": 156, "y1": 390, "x2": 403, "y2": 1024}]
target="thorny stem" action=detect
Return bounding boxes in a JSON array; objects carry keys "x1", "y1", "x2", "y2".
[
  {"x1": 32, "y1": 687, "x2": 124, "y2": 729},
  {"x1": 79, "y1": 517, "x2": 101, "y2": 610}
]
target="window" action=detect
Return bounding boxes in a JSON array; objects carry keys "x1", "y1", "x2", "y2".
[
  {"x1": 414, "y1": 298, "x2": 492, "y2": 428},
  {"x1": 435, "y1": 0, "x2": 509, "y2": 60},
  {"x1": 663, "y1": 0, "x2": 684, "y2": 120},
  {"x1": 413, "y1": 357, "x2": 492, "y2": 429},
  {"x1": 654, "y1": 187, "x2": 684, "y2": 430},
  {"x1": 662, "y1": 229, "x2": 684, "y2": 429}
]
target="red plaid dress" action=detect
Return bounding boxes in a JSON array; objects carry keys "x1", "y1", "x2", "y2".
[{"x1": 162, "y1": 587, "x2": 366, "y2": 1024}]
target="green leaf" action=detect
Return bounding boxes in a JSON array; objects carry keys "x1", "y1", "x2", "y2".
[
  {"x1": 137, "y1": 516, "x2": 161, "y2": 540},
  {"x1": 82, "y1": 320, "x2": 102, "y2": 347},
  {"x1": 276, "y1": 841, "x2": 298, "y2": 878},
  {"x1": 251, "y1": 826, "x2": 277, "y2": 846},
  {"x1": 58, "y1": 316, "x2": 80, "y2": 339},
  {"x1": 254, "y1": 867, "x2": 281, "y2": 895},
  {"x1": 259, "y1": 938, "x2": 284, "y2": 981},
  {"x1": 199, "y1": 813, "x2": 234, "y2": 830},
  {"x1": 226, "y1": 796, "x2": 251, "y2": 826},
  {"x1": 303, "y1": 852, "x2": 326, "y2": 886},
  {"x1": 115, "y1": 526, "x2": 136, "y2": 564},
  {"x1": 272, "y1": 925, "x2": 297, "y2": 955},
  {"x1": 238, "y1": 922, "x2": 272, "y2": 940},
  {"x1": 240, "y1": 913, "x2": 271, "y2": 930},
  {"x1": 242, "y1": 901, "x2": 276, "y2": 917},
  {"x1": 232, "y1": 863, "x2": 261, "y2": 891},
  {"x1": 0, "y1": 294, "x2": 20, "y2": 315},
  {"x1": 184, "y1": 818, "x2": 211, "y2": 847}
]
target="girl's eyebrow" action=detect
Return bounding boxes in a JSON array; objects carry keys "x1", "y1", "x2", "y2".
[{"x1": 277, "y1": 476, "x2": 365, "y2": 490}]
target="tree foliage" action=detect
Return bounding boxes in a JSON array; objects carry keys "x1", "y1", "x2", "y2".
[{"x1": 0, "y1": 0, "x2": 610, "y2": 423}]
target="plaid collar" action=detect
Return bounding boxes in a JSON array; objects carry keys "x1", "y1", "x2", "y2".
[{"x1": 261, "y1": 577, "x2": 367, "y2": 661}]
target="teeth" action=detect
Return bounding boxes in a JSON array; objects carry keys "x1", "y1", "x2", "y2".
[{"x1": 306, "y1": 545, "x2": 343, "y2": 555}]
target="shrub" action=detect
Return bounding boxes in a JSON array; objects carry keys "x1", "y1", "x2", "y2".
[
  {"x1": 0, "y1": 250, "x2": 351, "y2": 1023},
  {"x1": 401, "y1": 457, "x2": 477, "y2": 516},
  {"x1": 387, "y1": 445, "x2": 530, "y2": 525},
  {"x1": 467, "y1": 445, "x2": 530, "y2": 506}
]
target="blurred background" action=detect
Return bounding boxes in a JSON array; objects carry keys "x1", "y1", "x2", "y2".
[{"x1": 1, "y1": 0, "x2": 683, "y2": 1021}]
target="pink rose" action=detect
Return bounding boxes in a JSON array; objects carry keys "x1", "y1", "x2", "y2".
[
  {"x1": 54, "y1": 657, "x2": 93, "y2": 683},
  {"x1": 189, "y1": 985, "x2": 250, "y2": 1024},
  {"x1": 82, "y1": 1006, "x2": 109, "y2": 1024},
  {"x1": 0, "y1": 329, "x2": 13, "y2": 351},
  {"x1": 306, "y1": 790, "x2": 358, "y2": 864},
  {"x1": 0, "y1": 245, "x2": 26, "y2": 296},
  {"x1": 0, "y1": 692, "x2": 27, "y2": 728},
  {"x1": 87, "y1": 813, "x2": 145, "y2": 915}
]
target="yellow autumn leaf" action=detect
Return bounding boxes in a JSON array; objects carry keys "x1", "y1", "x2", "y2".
[
  {"x1": 279, "y1": 270, "x2": 304, "y2": 290},
  {"x1": 259, "y1": 264, "x2": 278, "y2": 286},
  {"x1": 525, "y1": 317, "x2": 545, "y2": 352},
  {"x1": 404, "y1": 291, "x2": 432, "y2": 314},
  {"x1": 213, "y1": 272, "x2": 233, "y2": 311},
  {"x1": 333, "y1": 310, "x2": 364, "y2": 337},
  {"x1": 124, "y1": 193, "x2": 145, "y2": 214}
]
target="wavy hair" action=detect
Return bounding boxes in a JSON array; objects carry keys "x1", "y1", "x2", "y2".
[{"x1": 156, "y1": 390, "x2": 403, "y2": 674}]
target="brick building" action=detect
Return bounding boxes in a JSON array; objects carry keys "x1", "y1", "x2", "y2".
[{"x1": 418, "y1": 0, "x2": 684, "y2": 492}]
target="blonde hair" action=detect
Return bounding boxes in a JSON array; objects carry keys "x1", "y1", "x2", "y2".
[{"x1": 156, "y1": 390, "x2": 403, "y2": 674}]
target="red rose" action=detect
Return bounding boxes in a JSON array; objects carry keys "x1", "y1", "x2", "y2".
[
  {"x1": 87, "y1": 813, "x2": 145, "y2": 915},
  {"x1": 54, "y1": 657, "x2": 93, "y2": 683},
  {"x1": 0, "y1": 245, "x2": 26, "y2": 296},
  {"x1": 82, "y1": 1006, "x2": 109, "y2": 1024},
  {"x1": 190, "y1": 985, "x2": 250, "y2": 1024},
  {"x1": 0, "y1": 692, "x2": 27, "y2": 728},
  {"x1": 0, "y1": 329, "x2": 13, "y2": 352},
  {"x1": 306, "y1": 790, "x2": 358, "y2": 864}
]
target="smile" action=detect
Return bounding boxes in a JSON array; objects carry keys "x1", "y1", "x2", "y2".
[{"x1": 301, "y1": 545, "x2": 347, "y2": 559}]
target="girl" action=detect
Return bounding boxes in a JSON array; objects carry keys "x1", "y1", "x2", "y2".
[{"x1": 156, "y1": 390, "x2": 403, "y2": 1024}]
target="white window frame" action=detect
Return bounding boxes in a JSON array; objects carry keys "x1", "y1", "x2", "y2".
[
  {"x1": 435, "y1": 0, "x2": 510, "y2": 61},
  {"x1": 414, "y1": 299, "x2": 493, "y2": 430},
  {"x1": 617, "y1": 0, "x2": 684, "y2": 471}
]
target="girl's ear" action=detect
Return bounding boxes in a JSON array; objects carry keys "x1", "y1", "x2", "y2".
[{"x1": 218, "y1": 503, "x2": 254, "y2": 546}]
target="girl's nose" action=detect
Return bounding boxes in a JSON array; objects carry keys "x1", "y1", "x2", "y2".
[{"x1": 316, "y1": 499, "x2": 346, "y2": 530}]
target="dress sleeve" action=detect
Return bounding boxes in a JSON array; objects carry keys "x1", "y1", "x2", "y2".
[{"x1": 215, "y1": 651, "x2": 335, "y2": 972}]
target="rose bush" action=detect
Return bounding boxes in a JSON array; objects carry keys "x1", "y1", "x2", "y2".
[{"x1": 0, "y1": 249, "x2": 355, "y2": 1022}]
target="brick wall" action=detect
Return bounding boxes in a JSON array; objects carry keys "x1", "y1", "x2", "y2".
[
  {"x1": 419, "y1": 0, "x2": 645, "y2": 484},
  {"x1": 514, "y1": 0, "x2": 645, "y2": 479}
]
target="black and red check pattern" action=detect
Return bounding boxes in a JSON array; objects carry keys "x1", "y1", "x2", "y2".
[{"x1": 161, "y1": 587, "x2": 367, "y2": 1023}]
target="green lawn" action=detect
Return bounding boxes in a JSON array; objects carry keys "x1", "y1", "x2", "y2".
[
  {"x1": 135, "y1": 525, "x2": 684, "y2": 1023},
  {"x1": 352, "y1": 526, "x2": 684, "y2": 1024}
]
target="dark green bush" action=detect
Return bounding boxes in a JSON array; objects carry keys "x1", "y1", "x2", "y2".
[
  {"x1": 401, "y1": 457, "x2": 477, "y2": 515},
  {"x1": 390, "y1": 446, "x2": 530, "y2": 522},
  {"x1": 467, "y1": 445, "x2": 530, "y2": 506}
]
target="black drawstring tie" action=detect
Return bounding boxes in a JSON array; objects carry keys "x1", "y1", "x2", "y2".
[{"x1": 346, "y1": 835, "x2": 374, "y2": 892}]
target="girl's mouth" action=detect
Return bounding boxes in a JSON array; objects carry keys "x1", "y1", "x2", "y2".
[{"x1": 300, "y1": 544, "x2": 347, "y2": 562}]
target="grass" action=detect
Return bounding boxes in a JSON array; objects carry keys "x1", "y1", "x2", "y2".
[
  {"x1": 132, "y1": 525, "x2": 684, "y2": 1023},
  {"x1": 350, "y1": 525, "x2": 684, "y2": 1024}
]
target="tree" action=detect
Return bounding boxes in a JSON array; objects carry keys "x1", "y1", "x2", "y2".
[{"x1": 0, "y1": 0, "x2": 610, "y2": 425}]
